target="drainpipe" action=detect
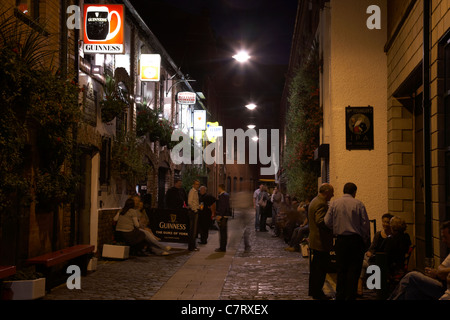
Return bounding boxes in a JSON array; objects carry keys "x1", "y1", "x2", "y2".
[{"x1": 423, "y1": 0, "x2": 432, "y2": 258}]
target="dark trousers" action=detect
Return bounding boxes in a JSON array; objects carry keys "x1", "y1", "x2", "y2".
[
  {"x1": 188, "y1": 211, "x2": 199, "y2": 250},
  {"x1": 198, "y1": 212, "x2": 211, "y2": 243},
  {"x1": 218, "y1": 217, "x2": 228, "y2": 251},
  {"x1": 309, "y1": 249, "x2": 330, "y2": 298},
  {"x1": 335, "y1": 234, "x2": 365, "y2": 300}
]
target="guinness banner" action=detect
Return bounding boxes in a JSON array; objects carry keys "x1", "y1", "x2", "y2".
[{"x1": 149, "y1": 209, "x2": 189, "y2": 243}]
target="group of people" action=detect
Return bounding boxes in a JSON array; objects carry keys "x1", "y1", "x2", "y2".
[
  {"x1": 113, "y1": 195, "x2": 172, "y2": 256},
  {"x1": 164, "y1": 178, "x2": 232, "y2": 252},
  {"x1": 253, "y1": 184, "x2": 310, "y2": 253},
  {"x1": 114, "y1": 178, "x2": 232, "y2": 256},
  {"x1": 307, "y1": 182, "x2": 450, "y2": 300}
]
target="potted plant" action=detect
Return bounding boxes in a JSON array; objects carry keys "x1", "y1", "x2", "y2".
[
  {"x1": 100, "y1": 75, "x2": 127, "y2": 123},
  {"x1": 3, "y1": 269, "x2": 46, "y2": 300}
]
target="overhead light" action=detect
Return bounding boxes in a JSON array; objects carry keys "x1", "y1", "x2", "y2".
[
  {"x1": 247, "y1": 125, "x2": 256, "y2": 129},
  {"x1": 233, "y1": 51, "x2": 251, "y2": 63},
  {"x1": 245, "y1": 104, "x2": 257, "y2": 110}
]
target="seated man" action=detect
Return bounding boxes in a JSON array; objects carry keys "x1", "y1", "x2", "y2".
[{"x1": 389, "y1": 221, "x2": 450, "y2": 300}]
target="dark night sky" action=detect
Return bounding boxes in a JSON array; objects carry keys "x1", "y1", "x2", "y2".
[
  {"x1": 127, "y1": 0, "x2": 299, "y2": 130},
  {"x1": 128, "y1": 0, "x2": 298, "y2": 65}
]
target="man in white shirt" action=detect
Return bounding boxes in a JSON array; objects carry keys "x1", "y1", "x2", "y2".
[
  {"x1": 325, "y1": 182, "x2": 370, "y2": 300},
  {"x1": 187, "y1": 179, "x2": 201, "y2": 251}
]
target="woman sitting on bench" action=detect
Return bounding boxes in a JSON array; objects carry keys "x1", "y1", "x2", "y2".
[{"x1": 114, "y1": 198, "x2": 148, "y2": 256}]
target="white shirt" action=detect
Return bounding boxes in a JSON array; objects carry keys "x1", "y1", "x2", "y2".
[
  {"x1": 188, "y1": 187, "x2": 200, "y2": 212},
  {"x1": 324, "y1": 194, "x2": 370, "y2": 243}
]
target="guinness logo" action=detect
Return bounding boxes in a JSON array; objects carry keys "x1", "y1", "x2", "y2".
[{"x1": 170, "y1": 214, "x2": 177, "y2": 223}]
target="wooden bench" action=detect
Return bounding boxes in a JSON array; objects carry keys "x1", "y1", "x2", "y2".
[
  {"x1": 26, "y1": 245, "x2": 95, "y2": 292},
  {"x1": 0, "y1": 266, "x2": 16, "y2": 279}
]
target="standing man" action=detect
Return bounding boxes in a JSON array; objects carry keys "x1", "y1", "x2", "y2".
[
  {"x1": 198, "y1": 186, "x2": 216, "y2": 245},
  {"x1": 215, "y1": 184, "x2": 231, "y2": 252},
  {"x1": 253, "y1": 184, "x2": 264, "y2": 231},
  {"x1": 187, "y1": 179, "x2": 201, "y2": 251},
  {"x1": 308, "y1": 183, "x2": 335, "y2": 300},
  {"x1": 325, "y1": 182, "x2": 370, "y2": 300},
  {"x1": 165, "y1": 179, "x2": 187, "y2": 209}
]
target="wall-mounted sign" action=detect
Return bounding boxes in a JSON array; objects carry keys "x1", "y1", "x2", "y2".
[
  {"x1": 177, "y1": 92, "x2": 196, "y2": 105},
  {"x1": 346, "y1": 106, "x2": 374, "y2": 150},
  {"x1": 83, "y1": 4, "x2": 124, "y2": 54},
  {"x1": 140, "y1": 54, "x2": 161, "y2": 81},
  {"x1": 193, "y1": 110, "x2": 207, "y2": 131}
]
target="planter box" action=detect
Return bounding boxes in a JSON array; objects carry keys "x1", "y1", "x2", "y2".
[
  {"x1": 102, "y1": 244, "x2": 129, "y2": 259},
  {"x1": 5, "y1": 278, "x2": 46, "y2": 300}
]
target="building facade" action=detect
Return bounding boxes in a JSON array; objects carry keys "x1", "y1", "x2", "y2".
[
  {"x1": 0, "y1": 0, "x2": 220, "y2": 265},
  {"x1": 282, "y1": 0, "x2": 449, "y2": 269}
]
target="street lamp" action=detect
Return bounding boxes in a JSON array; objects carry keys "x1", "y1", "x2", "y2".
[{"x1": 233, "y1": 50, "x2": 251, "y2": 63}]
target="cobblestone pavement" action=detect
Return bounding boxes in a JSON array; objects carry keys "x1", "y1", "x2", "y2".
[
  {"x1": 219, "y1": 213, "x2": 315, "y2": 300},
  {"x1": 43, "y1": 207, "x2": 377, "y2": 301}
]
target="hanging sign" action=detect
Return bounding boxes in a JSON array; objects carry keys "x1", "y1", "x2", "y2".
[
  {"x1": 177, "y1": 92, "x2": 196, "y2": 105},
  {"x1": 193, "y1": 110, "x2": 206, "y2": 131},
  {"x1": 206, "y1": 122, "x2": 223, "y2": 143},
  {"x1": 83, "y1": 4, "x2": 125, "y2": 53},
  {"x1": 346, "y1": 106, "x2": 374, "y2": 150},
  {"x1": 140, "y1": 54, "x2": 161, "y2": 81}
]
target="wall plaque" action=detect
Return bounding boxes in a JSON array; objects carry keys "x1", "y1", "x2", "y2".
[{"x1": 346, "y1": 106, "x2": 374, "y2": 150}]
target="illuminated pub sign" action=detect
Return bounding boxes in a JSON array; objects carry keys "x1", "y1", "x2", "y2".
[
  {"x1": 177, "y1": 92, "x2": 196, "y2": 105},
  {"x1": 140, "y1": 54, "x2": 161, "y2": 81},
  {"x1": 346, "y1": 106, "x2": 374, "y2": 150},
  {"x1": 83, "y1": 4, "x2": 125, "y2": 54}
]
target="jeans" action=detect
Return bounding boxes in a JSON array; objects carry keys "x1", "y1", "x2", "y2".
[
  {"x1": 388, "y1": 271, "x2": 446, "y2": 300},
  {"x1": 255, "y1": 206, "x2": 260, "y2": 231}
]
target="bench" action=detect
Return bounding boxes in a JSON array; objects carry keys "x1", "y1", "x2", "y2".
[
  {"x1": 0, "y1": 266, "x2": 16, "y2": 279},
  {"x1": 26, "y1": 245, "x2": 95, "y2": 292}
]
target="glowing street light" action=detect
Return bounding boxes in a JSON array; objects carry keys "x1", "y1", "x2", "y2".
[
  {"x1": 245, "y1": 103, "x2": 257, "y2": 110},
  {"x1": 233, "y1": 50, "x2": 251, "y2": 63}
]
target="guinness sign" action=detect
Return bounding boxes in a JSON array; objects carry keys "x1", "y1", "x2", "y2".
[{"x1": 83, "y1": 5, "x2": 124, "y2": 54}]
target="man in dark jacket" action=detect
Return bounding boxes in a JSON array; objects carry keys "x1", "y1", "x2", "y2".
[
  {"x1": 308, "y1": 183, "x2": 334, "y2": 300},
  {"x1": 165, "y1": 179, "x2": 187, "y2": 209},
  {"x1": 215, "y1": 184, "x2": 231, "y2": 252}
]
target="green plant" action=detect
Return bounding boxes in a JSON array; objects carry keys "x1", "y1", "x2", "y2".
[
  {"x1": 136, "y1": 103, "x2": 175, "y2": 148},
  {"x1": 283, "y1": 40, "x2": 322, "y2": 201},
  {"x1": 111, "y1": 131, "x2": 149, "y2": 190},
  {"x1": 100, "y1": 75, "x2": 127, "y2": 123},
  {"x1": 0, "y1": 9, "x2": 81, "y2": 212}
]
